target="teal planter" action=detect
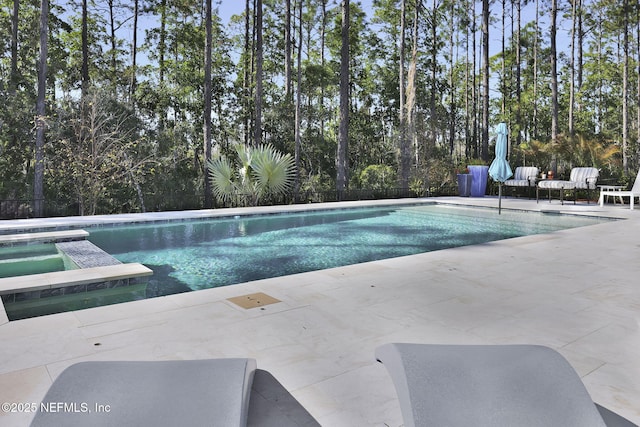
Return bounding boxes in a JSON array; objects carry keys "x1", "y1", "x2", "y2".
[{"x1": 468, "y1": 165, "x2": 489, "y2": 197}]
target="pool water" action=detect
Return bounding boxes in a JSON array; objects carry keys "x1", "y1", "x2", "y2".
[
  {"x1": 0, "y1": 244, "x2": 67, "y2": 278},
  {"x1": 86, "y1": 204, "x2": 610, "y2": 298}
]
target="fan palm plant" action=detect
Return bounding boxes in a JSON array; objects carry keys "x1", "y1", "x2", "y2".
[{"x1": 207, "y1": 144, "x2": 295, "y2": 206}]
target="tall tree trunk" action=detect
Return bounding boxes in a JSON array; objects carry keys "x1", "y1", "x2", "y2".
[
  {"x1": 533, "y1": 0, "x2": 539, "y2": 138},
  {"x1": 432, "y1": 0, "x2": 439, "y2": 157},
  {"x1": 320, "y1": 0, "x2": 327, "y2": 140},
  {"x1": 398, "y1": 0, "x2": 408, "y2": 190},
  {"x1": 569, "y1": 0, "x2": 576, "y2": 136},
  {"x1": 129, "y1": 0, "x2": 139, "y2": 104},
  {"x1": 449, "y1": 0, "x2": 456, "y2": 156},
  {"x1": 254, "y1": 0, "x2": 263, "y2": 147},
  {"x1": 406, "y1": 0, "x2": 420, "y2": 190},
  {"x1": 550, "y1": 0, "x2": 558, "y2": 144},
  {"x1": 471, "y1": 0, "x2": 478, "y2": 157},
  {"x1": 9, "y1": 0, "x2": 20, "y2": 153},
  {"x1": 429, "y1": 0, "x2": 437, "y2": 155},
  {"x1": 336, "y1": 0, "x2": 349, "y2": 197},
  {"x1": 108, "y1": 0, "x2": 117, "y2": 85},
  {"x1": 243, "y1": 0, "x2": 251, "y2": 145},
  {"x1": 596, "y1": 13, "x2": 603, "y2": 133},
  {"x1": 158, "y1": 0, "x2": 167, "y2": 131},
  {"x1": 294, "y1": 0, "x2": 303, "y2": 200},
  {"x1": 464, "y1": 0, "x2": 472, "y2": 158},
  {"x1": 577, "y1": 0, "x2": 583, "y2": 97},
  {"x1": 550, "y1": 0, "x2": 559, "y2": 176},
  {"x1": 81, "y1": 0, "x2": 89, "y2": 98},
  {"x1": 622, "y1": 0, "x2": 629, "y2": 173},
  {"x1": 34, "y1": 0, "x2": 49, "y2": 218},
  {"x1": 481, "y1": 0, "x2": 489, "y2": 161},
  {"x1": 637, "y1": 2, "x2": 640, "y2": 168},
  {"x1": 501, "y1": 0, "x2": 506, "y2": 117},
  {"x1": 285, "y1": 0, "x2": 292, "y2": 101},
  {"x1": 515, "y1": 0, "x2": 522, "y2": 148},
  {"x1": 10, "y1": 0, "x2": 19, "y2": 94},
  {"x1": 204, "y1": 0, "x2": 213, "y2": 208}
]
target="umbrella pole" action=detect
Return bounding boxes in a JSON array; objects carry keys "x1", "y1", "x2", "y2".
[{"x1": 499, "y1": 184, "x2": 502, "y2": 214}]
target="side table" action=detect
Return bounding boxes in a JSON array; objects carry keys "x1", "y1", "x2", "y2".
[{"x1": 597, "y1": 185, "x2": 625, "y2": 204}]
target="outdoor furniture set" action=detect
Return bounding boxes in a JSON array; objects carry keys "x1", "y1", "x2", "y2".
[
  {"x1": 536, "y1": 167, "x2": 600, "y2": 205},
  {"x1": 479, "y1": 164, "x2": 638, "y2": 208},
  {"x1": 500, "y1": 166, "x2": 600, "y2": 204}
]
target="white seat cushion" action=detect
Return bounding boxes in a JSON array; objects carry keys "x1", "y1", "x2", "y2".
[
  {"x1": 504, "y1": 179, "x2": 534, "y2": 187},
  {"x1": 538, "y1": 180, "x2": 576, "y2": 190}
]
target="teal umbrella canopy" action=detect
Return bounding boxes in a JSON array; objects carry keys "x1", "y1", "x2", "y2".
[
  {"x1": 489, "y1": 123, "x2": 513, "y2": 182},
  {"x1": 489, "y1": 123, "x2": 513, "y2": 214}
]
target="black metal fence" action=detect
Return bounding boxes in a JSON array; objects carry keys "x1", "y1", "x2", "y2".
[{"x1": 1, "y1": 184, "x2": 463, "y2": 220}]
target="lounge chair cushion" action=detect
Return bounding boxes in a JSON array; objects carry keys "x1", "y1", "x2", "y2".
[
  {"x1": 30, "y1": 359, "x2": 256, "y2": 427},
  {"x1": 569, "y1": 167, "x2": 599, "y2": 189},
  {"x1": 538, "y1": 180, "x2": 577, "y2": 190},
  {"x1": 376, "y1": 343, "x2": 610, "y2": 427}
]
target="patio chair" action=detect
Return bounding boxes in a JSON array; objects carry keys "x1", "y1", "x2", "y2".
[
  {"x1": 375, "y1": 343, "x2": 637, "y2": 427},
  {"x1": 30, "y1": 359, "x2": 256, "y2": 427},
  {"x1": 537, "y1": 167, "x2": 599, "y2": 204},
  {"x1": 504, "y1": 166, "x2": 539, "y2": 198},
  {"x1": 598, "y1": 167, "x2": 640, "y2": 210}
]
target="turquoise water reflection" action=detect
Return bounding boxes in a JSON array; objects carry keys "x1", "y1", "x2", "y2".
[{"x1": 88, "y1": 205, "x2": 609, "y2": 296}]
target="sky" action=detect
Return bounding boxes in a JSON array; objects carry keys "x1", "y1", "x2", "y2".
[
  {"x1": 215, "y1": 1, "x2": 374, "y2": 24},
  {"x1": 212, "y1": 0, "x2": 550, "y2": 57}
]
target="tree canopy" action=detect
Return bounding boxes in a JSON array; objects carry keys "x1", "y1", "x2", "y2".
[{"x1": 1, "y1": 0, "x2": 639, "y2": 216}]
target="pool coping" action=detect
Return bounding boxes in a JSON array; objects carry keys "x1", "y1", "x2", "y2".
[
  {"x1": 0, "y1": 230, "x2": 89, "y2": 245},
  {"x1": 0, "y1": 199, "x2": 439, "y2": 234},
  {"x1": 0, "y1": 263, "x2": 153, "y2": 296}
]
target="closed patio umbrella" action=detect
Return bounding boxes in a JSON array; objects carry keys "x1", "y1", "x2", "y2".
[{"x1": 488, "y1": 123, "x2": 513, "y2": 214}]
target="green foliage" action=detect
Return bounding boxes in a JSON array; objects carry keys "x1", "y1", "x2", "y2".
[
  {"x1": 514, "y1": 133, "x2": 621, "y2": 177},
  {"x1": 359, "y1": 165, "x2": 394, "y2": 190},
  {"x1": 46, "y1": 91, "x2": 151, "y2": 215},
  {"x1": 467, "y1": 158, "x2": 487, "y2": 166},
  {"x1": 2, "y1": 0, "x2": 640, "y2": 214},
  {"x1": 554, "y1": 134, "x2": 621, "y2": 172},
  {"x1": 207, "y1": 144, "x2": 296, "y2": 206}
]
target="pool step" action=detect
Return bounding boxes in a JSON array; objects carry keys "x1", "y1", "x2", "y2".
[
  {"x1": 0, "y1": 263, "x2": 153, "y2": 296},
  {"x1": 0, "y1": 230, "x2": 89, "y2": 246}
]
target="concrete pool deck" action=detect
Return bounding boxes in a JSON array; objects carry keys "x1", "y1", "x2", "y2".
[{"x1": 0, "y1": 197, "x2": 639, "y2": 426}]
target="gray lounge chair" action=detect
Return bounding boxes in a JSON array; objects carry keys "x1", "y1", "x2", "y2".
[
  {"x1": 376, "y1": 343, "x2": 637, "y2": 427},
  {"x1": 30, "y1": 359, "x2": 256, "y2": 427}
]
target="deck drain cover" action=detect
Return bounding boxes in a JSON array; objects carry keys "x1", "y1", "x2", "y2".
[{"x1": 227, "y1": 292, "x2": 280, "y2": 309}]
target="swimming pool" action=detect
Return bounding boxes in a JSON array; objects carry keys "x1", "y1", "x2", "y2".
[
  {"x1": 84, "y1": 204, "x2": 609, "y2": 297},
  {"x1": 0, "y1": 244, "x2": 69, "y2": 278}
]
